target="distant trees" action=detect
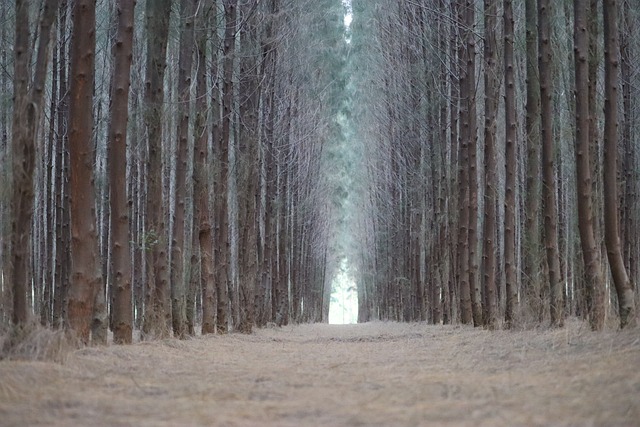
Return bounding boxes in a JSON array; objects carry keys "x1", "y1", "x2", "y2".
[{"x1": 350, "y1": 0, "x2": 639, "y2": 329}]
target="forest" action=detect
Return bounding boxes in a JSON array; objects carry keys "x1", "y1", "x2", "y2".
[
  {"x1": 2, "y1": 0, "x2": 638, "y2": 342},
  {"x1": 1, "y1": 0, "x2": 639, "y2": 425}
]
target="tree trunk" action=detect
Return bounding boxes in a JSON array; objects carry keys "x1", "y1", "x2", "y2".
[
  {"x1": 602, "y1": 0, "x2": 636, "y2": 328},
  {"x1": 10, "y1": 0, "x2": 59, "y2": 326},
  {"x1": 524, "y1": 0, "x2": 543, "y2": 321},
  {"x1": 236, "y1": 0, "x2": 260, "y2": 333},
  {"x1": 215, "y1": 0, "x2": 237, "y2": 333},
  {"x1": 67, "y1": 0, "x2": 103, "y2": 343},
  {"x1": 539, "y1": 0, "x2": 564, "y2": 327},
  {"x1": 483, "y1": 0, "x2": 500, "y2": 329},
  {"x1": 504, "y1": 0, "x2": 519, "y2": 327},
  {"x1": 170, "y1": 0, "x2": 196, "y2": 339},
  {"x1": 142, "y1": 0, "x2": 172, "y2": 338},
  {"x1": 108, "y1": 0, "x2": 135, "y2": 344},
  {"x1": 573, "y1": 0, "x2": 605, "y2": 331},
  {"x1": 203, "y1": 2, "x2": 220, "y2": 335}
]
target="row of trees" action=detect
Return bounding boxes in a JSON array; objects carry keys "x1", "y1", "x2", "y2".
[
  {"x1": 349, "y1": 0, "x2": 638, "y2": 329},
  {"x1": 1, "y1": 0, "x2": 349, "y2": 343}
]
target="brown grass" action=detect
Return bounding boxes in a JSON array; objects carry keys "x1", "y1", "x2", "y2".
[{"x1": 0, "y1": 319, "x2": 639, "y2": 426}]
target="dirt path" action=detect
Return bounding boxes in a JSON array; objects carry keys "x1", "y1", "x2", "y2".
[{"x1": 1, "y1": 321, "x2": 639, "y2": 426}]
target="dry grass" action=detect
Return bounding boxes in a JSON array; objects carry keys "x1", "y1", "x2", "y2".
[{"x1": 0, "y1": 319, "x2": 639, "y2": 426}]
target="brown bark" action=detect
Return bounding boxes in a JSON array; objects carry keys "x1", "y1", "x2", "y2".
[
  {"x1": 464, "y1": 0, "x2": 482, "y2": 327},
  {"x1": 573, "y1": 0, "x2": 605, "y2": 331},
  {"x1": 524, "y1": 0, "x2": 542, "y2": 320},
  {"x1": 67, "y1": 0, "x2": 102, "y2": 343},
  {"x1": 215, "y1": 0, "x2": 237, "y2": 333},
  {"x1": 483, "y1": 0, "x2": 500, "y2": 329},
  {"x1": 108, "y1": 0, "x2": 135, "y2": 344},
  {"x1": 456, "y1": 0, "x2": 472, "y2": 325},
  {"x1": 53, "y1": 0, "x2": 70, "y2": 328},
  {"x1": 203, "y1": 3, "x2": 220, "y2": 335},
  {"x1": 236, "y1": 0, "x2": 260, "y2": 333},
  {"x1": 602, "y1": 0, "x2": 636, "y2": 328},
  {"x1": 539, "y1": 0, "x2": 564, "y2": 327},
  {"x1": 170, "y1": 0, "x2": 196, "y2": 339},
  {"x1": 504, "y1": 0, "x2": 519, "y2": 327},
  {"x1": 10, "y1": 0, "x2": 59, "y2": 326},
  {"x1": 9, "y1": 0, "x2": 33, "y2": 326},
  {"x1": 142, "y1": 0, "x2": 172, "y2": 338}
]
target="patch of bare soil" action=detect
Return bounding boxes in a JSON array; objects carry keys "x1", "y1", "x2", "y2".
[{"x1": 1, "y1": 320, "x2": 639, "y2": 426}]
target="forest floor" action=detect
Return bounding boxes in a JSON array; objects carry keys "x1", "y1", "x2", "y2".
[{"x1": 1, "y1": 320, "x2": 639, "y2": 426}]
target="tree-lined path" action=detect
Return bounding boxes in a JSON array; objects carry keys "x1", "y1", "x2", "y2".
[
  {"x1": 2, "y1": 321, "x2": 639, "y2": 426},
  {"x1": 2, "y1": 0, "x2": 640, "y2": 424}
]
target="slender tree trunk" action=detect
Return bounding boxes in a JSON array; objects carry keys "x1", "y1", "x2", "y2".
[
  {"x1": 9, "y1": 0, "x2": 33, "y2": 326},
  {"x1": 524, "y1": 0, "x2": 542, "y2": 321},
  {"x1": 67, "y1": 0, "x2": 102, "y2": 343},
  {"x1": 573, "y1": 0, "x2": 605, "y2": 331},
  {"x1": 504, "y1": 0, "x2": 519, "y2": 327},
  {"x1": 108, "y1": 0, "x2": 135, "y2": 344},
  {"x1": 142, "y1": 0, "x2": 172, "y2": 338},
  {"x1": 215, "y1": 0, "x2": 238, "y2": 333},
  {"x1": 170, "y1": 0, "x2": 196, "y2": 339},
  {"x1": 539, "y1": 0, "x2": 564, "y2": 327},
  {"x1": 602, "y1": 0, "x2": 636, "y2": 328},
  {"x1": 53, "y1": 0, "x2": 70, "y2": 328},
  {"x1": 10, "y1": 0, "x2": 59, "y2": 326},
  {"x1": 204, "y1": 2, "x2": 221, "y2": 334},
  {"x1": 464, "y1": 0, "x2": 482, "y2": 327},
  {"x1": 483, "y1": 0, "x2": 500, "y2": 329},
  {"x1": 237, "y1": 0, "x2": 260, "y2": 333}
]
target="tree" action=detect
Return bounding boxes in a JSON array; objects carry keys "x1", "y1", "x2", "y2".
[
  {"x1": 483, "y1": 0, "x2": 500, "y2": 328},
  {"x1": 602, "y1": 0, "x2": 636, "y2": 328},
  {"x1": 214, "y1": 0, "x2": 237, "y2": 333},
  {"x1": 539, "y1": 0, "x2": 564, "y2": 327},
  {"x1": 171, "y1": 0, "x2": 197, "y2": 339},
  {"x1": 9, "y1": 0, "x2": 59, "y2": 326},
  {"x1": 67, "y1": 0, "x2": 103, "y2": 343},
  {"x1": 573, "y1": 0, "x2": 605, "y2": 330},
  {"x1": 504, "y1": 0, "x2": 518, "y2": 327},
  {"x1": 142, "y1": 0, "x2": 172, "y2": 338},
  {"x1": 108, "y1": 0, "x2": 136, "y2": 344}
]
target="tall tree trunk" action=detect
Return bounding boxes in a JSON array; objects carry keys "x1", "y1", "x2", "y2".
[
  {"x1": 9, "y1": 0, "x2": 33, "y2": 326},
  {"x1": 53, "y1": 0, "x2": 70, "y2": 328},
  {"x1": 483, "y1": 0, "x2": 500, "y2": 329},
  {"x1": 10, "y1": 0, "x2": 59, "y2": 326},
  {"x1": 215, "y1": 0, "x2": 237, "y2": 333},
  {"x1": 573, "y1": 0, "x2": 605, "y2": 331},
  {"x1": 464, "y1": 0, "x2": 482, "y2": 327},
  {"x1": 171, "y1": 0, "x2": 196, "y2": 339},
  {"x1": 504, "y1": 0, "x2": 518, "y2": 327},
  {"x1": 142, "y1": 0, "x2": 172, "y2": 338},
  {"x1": 204, "y1": 2, "x2": 221, "y2": 334},
  {"x1": 456, "y1": 0, "x2": 472, "y2": 324},
  {"x1": 539, "y1": 0, "x2": 564, "y2": 327},
  {"x1": 602, "y1": 0, "x2": 636, "y2": 328},
  {"x1": 108, "y1": 0, "x2": 135, "y2": 344},
  {"x1": 237, "y1": 0, "x2": 260, "y2": 333},
  {"x1": 524, "y1": 0, "x2": 542, "y2": 321},
  {"x1": 67, "y1": 0, "x2": 102, "y2": 343}
]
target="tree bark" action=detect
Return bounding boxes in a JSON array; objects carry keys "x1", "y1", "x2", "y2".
[
  {"x1": 142, "y1": 0, "x2": 172, "y2": 338},
  {"x1": 67, "y1": 0, "x2": 103, "y2": 343},
  {"x1": 539, "y1": 0, "x2": 564, "y2": 327},
  {"x1": 483, "y1": 0, "x2": 500, "y2": 329},
  {"x1": 108, "y1": 0, "x2": 135, "y2": 344},
  {"x1": 573, "y1": 0, "x2": 605, "y2": 331},
  {"x1": 602, "y1": 0, "x2": 636, "y2": 328},
  {"x1": 170, "y1": 0, "x2": 196, "y2": 339}
]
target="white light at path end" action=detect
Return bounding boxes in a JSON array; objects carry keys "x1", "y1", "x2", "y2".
[{"x1": 329, "y1": 260, "x2": 358, "y2": 324}]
